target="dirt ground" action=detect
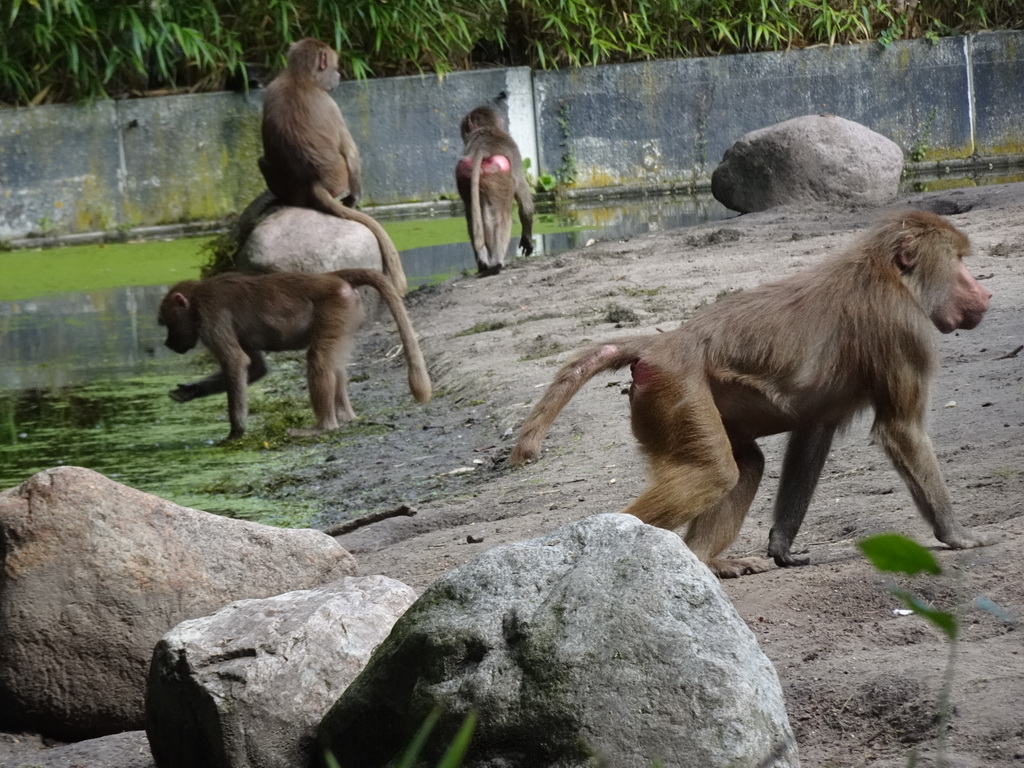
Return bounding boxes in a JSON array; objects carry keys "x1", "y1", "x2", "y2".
[
  {"x1": 324, "y1": 182, "x2": 1024, "y2": 767},
  {"x1": 4, "y1": 182, "x2": 1023, "y2": 767}
]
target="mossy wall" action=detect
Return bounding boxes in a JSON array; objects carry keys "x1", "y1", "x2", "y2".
[{"x1": 1, "y1": 32, "x2": 1022, "y2": 240}]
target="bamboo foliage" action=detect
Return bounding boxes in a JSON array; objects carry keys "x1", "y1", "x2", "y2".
[{"x1": 1, "y1": 0, "x2": 1021, "y2": 106}]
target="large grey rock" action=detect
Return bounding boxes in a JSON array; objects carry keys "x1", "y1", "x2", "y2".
[
  {"x1": 236, "y1": 205, "x2": 383, "y2": 274},
  {"x1": 0, "y1": 467, "x2": 356, "y2": 740},
  {"x1": 711, "y1": 114, "x2": 904, "y2": 213},
  {"x1": 146, "y1": 575, "x2": 417, "y2": 768},
  {"x1": 318, "y1": 513, "x2": 799, "y2": 768}
]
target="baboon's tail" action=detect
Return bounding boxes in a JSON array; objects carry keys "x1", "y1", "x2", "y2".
[
  {"x1": 469, "y1": 153, "x2": 487, "y2": 260},
  {"x1": 313, "y1": 185, "x2": 409, "y2": 296},
  {"x1": 509, "y1": 337, "x2": 653, "y2": 467},
  {"x1": 332, "y1": 269, "x2": 431, "y2": 403}
]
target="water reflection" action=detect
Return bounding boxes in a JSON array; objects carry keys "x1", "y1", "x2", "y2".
[
  {"x1": 541, "y1": 191, "x2": 735, "y2": 253},
  {"x1": 406, "y1": 192, "x2": 734, "y2": 285},
  {"x1": 0, "y1": 285, "x2": 181, "y2": 392},
  {"x1": 0, "y1": 192, "x2": 735, "y2": 391}
]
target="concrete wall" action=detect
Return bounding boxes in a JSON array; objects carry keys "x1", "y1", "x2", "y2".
[
  {"x1": 0, "y1": 93, "x2": 265, "y2": 239},
  {"x1": 535, "y1": 34, "x2": 976, "y2": 189},
  {"x1": 1, "y1": 31, "x2": 1022, "y2": 240}
]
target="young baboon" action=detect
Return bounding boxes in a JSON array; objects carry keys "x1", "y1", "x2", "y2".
[
  {"x1": 259, "y1": 38, "x2": 408, "y2": 295},
  {"x1": 456, "y1": 105, "x2": 535, "y2": 275},
  {"x1": 510, "y1": 210, "x2": 993, "y2": 577},
  {"x1": 159, "y1": 269, "x2": 430, "y2": 441}
]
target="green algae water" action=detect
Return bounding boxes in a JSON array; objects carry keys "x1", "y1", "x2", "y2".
[
  {"x1": 0, "y1": 375, "x2": 321, "y2": 526},
  {"x1": 0, "y1": 215, "x2": 476, "y2": 302},
  {"x1": 0, "y1": 195, "x2": 730, "y2": 523}
]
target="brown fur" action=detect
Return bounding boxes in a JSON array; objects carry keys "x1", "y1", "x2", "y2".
[
  {"x1": 259, "y1": 38, "x2": 408, "y2": 295},
  {"x1": 158, "y1": 269, "x2": 430, "y2": 441},
  {"x1": 509, "y1": 210, "x2": 992, "y2": 577},
  {"x1": 455, "y1": 105, "x2": 535, "y2": 275}
]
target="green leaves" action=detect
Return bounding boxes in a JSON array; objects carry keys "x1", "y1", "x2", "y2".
[
  {"x1": 890, "y1": 587, "x2": 959, "y2": 640},
  {"x1": 0, "y1": 0, "x2": 230, "y2": 104},
  {"x1": 858, "y1": 533, "x2": 943, "y2": 576},
  {"x1": 859, "y1": 533, "x2": 956, "y2": 640},
  {"x1": 860, "y1": 532, "x2": 1017, "y2": 643},
  {"x1": 1, "y1": 0, "x2": 1018, "y2": 105},
  {"x1": 434, "y1": 710, "x2": 478, "y2": 768},
  {"x1": 322, "y1": 709, "x2": 477, "y2": 768},
  {"x1": 394, "y1": 707, "x2": 478, "y2": 768}
]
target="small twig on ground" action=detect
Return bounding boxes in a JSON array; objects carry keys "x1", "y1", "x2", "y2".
[
  {"x1": 322, "y1": 505, "x2": 418, "y2": 536},
  {"x1": 995, "y1": 344, "x2": 1023, "y2": 360}
]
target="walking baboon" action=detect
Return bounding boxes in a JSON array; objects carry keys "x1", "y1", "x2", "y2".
[
  {"x1": 456, "y1": 105, "x2": 535, "y2": 275},
  {"x1": 159, "y1": 269, "x2": 430, "y2": 440},
  {"x1": 510, "y1": 210, "x2": 992, "y2": 576}
]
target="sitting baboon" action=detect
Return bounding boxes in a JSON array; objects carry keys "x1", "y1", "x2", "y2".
[{"x1": 259, "y1": 38, "x2": 408, "y2": 295}]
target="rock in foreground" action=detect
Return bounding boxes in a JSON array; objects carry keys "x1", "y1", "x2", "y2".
[
  {"x1": 147, "y1": 575, "x2": 416, "y2": 768},
  {"x1": 0, "y1": 467, "x2": 356, "y2": 739},
  {"x1": 319, "y1": 513, "x2": 799, "y2": 768}
]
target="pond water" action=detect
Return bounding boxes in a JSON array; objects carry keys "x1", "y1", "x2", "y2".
[
  {"x1": 0, "y1": 192, "x2": 733, "y2": 393},
  {"x1": 0, "y1": 191, "x2": 733, "y2": 512}
]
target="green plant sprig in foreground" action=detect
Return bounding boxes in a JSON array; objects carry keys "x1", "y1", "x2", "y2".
[{"x1": 859, "y1": 533, "x2": 1014, "y2": 766}]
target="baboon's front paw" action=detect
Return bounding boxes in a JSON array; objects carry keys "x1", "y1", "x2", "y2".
[{"x1": 767, "y1": 540, "x2": 811, "y2": 568}]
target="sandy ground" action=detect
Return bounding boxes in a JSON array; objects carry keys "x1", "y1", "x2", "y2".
[
  {"x1": 4, "y1": 182, "x2": 1023, "y2": 767},
  {"x1": 326, "y1": 183, "x2": 1024, "y2": 767}
]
